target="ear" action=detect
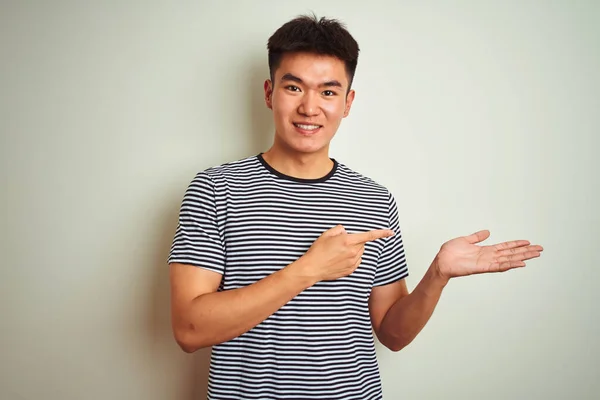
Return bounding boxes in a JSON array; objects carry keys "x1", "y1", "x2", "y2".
[
  {"x1": 264, "y1": 79, "x2": 273, "y2": 110},
  {"x1": 343, "y1": 89, "x2": 356, "y2": 118}
]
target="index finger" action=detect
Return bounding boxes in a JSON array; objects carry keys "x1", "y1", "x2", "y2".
[{"x1": 348, "y1": 229, "x2": 395, "y2": 244}]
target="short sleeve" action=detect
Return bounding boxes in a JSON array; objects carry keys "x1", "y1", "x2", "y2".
[
  {"x1": 373, "y1": 192, "x2": 409, "y2": 286},
  {"x1": 167, "y1": 172, "x2": 226, "y2": 275}
]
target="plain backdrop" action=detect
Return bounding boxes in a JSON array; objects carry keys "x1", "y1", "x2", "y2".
[{"x1": 1, "y1": 1, "x2": 598, "y2": 399}]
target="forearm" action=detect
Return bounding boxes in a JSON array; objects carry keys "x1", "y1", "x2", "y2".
[
  {"x1": 378, "y1": 258, "x2": 449, "y2": 352},
  {"x1": 176, "y1": 258, "x2": 315, "y2": 352}
]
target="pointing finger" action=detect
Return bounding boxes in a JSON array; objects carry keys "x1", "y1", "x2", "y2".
[
  {"x1": 348, "y1": 229, "x2": 395, "y2": 244},
  {"x1": 324, "y1": 224, "x2": 346, "y2": 237}
]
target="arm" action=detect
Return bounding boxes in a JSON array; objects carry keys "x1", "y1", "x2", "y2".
[
  {"x1": 170, "y1": 260, "x2": 313, "y2": 353},
  {"x1": 170, "y1": 226, "x2": 393, "y2": 353},
  {"x1": 369, "y1": 259, "x2": 447, "y2": 352},
  {"x1": 370, "y1": 230, "x2": 543, "y2": 352}
]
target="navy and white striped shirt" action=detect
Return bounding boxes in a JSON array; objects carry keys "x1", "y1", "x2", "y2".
[{"x1": 169, "y1": 154, "x2": 409, "y2": 400}]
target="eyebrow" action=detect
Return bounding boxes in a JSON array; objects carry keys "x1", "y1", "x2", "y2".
[{"x1": 280, "y1": 73, "x2": 343, "y2": 88}]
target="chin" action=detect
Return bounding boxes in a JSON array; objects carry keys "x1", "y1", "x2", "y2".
[
  {"x1": 285, "y1": 134, "x2": 331, "y2": 154},
  {"x1": 286, "y1": 140, "x2": 329, "y2": 155}
]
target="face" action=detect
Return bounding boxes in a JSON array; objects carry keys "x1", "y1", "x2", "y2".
[{"x1": 264, "y1": 52, "x2": 355, "y2": 157}]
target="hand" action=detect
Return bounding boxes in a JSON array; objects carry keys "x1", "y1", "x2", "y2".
[
  {"x1": 299, "y1": 225, "x2": 395, "y2": 283},
  {"x1": 434, "y1": 230, "x2": 543, "y2": 280}
]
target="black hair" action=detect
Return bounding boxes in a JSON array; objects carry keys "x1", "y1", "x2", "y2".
[{"x1": 267, "y1": 14, "x2": 360, "y2": 90}]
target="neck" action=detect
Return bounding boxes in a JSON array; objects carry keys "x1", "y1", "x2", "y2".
[{"x1": 262, "y1": 144, "x2": 333, "y2": 180}]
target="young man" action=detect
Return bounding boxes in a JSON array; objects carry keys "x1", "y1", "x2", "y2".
[{"x1": 168, "y1": 15, "x2": 543, "y2": 400}]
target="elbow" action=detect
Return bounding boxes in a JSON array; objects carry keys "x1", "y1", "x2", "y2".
[
  {"x1": 173, "y1": 325, "x2": 209, "y2": 354},
  {"x1": 386, "y1": 341, "x2": 407, "y2": 353},
  {"x1": 174, "y1": 329, "x2": 197, "y2": 353},
  {"x1": 176, "y1": 338, "x2": 198, "y2": 354},
  {"x1": 378, "y1": 331, "x2": 411, "y2": 353}
]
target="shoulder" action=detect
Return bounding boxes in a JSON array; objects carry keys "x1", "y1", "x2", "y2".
[
  {"x1": 181, "y1": 155, "x2": 261, "y2": 202},
  {"x1": 334, "y1": 160, "x2": 392, "y2": 198},
  {"x1": 203, "y1": 155, "x2": 260, "y2": 180},
  {"x1": 190, "y1": 154, "x2": 261, "y2": 186}
]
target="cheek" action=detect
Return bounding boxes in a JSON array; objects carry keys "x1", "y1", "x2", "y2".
[
  {"x1": 322, "y1": 100, "x2": 346, "y2": 118},
  {"x1": 272, "y1": 96, "x2": 296, "y2": 120}
]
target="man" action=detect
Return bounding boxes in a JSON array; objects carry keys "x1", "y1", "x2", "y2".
[{"x1": 168, "y1": 14, "x2": 543, "y2": 400}]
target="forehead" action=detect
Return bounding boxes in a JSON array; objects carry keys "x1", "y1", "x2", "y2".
[{"x1": 275, "y1": 52, "x2": 349, "y2": 87}]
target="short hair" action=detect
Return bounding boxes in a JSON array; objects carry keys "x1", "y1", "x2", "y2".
[{"x1": 267, "y1": 14, "x2": 360, "y2": 90}]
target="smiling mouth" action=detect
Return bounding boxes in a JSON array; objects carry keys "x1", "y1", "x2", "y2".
[{"x1": 293, "y1": 123, "x2": 322, "y2": 131}]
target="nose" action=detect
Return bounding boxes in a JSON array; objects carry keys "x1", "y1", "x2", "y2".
[{"x1": 298, "y1": 91, "x2": 320, "y2": 117}]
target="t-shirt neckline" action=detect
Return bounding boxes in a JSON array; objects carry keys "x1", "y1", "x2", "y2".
[{"x1": 256, "y1": 153, "x2": 338, "y2": 184}]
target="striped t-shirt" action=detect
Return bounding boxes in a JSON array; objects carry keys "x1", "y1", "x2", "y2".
[{"x1": 168, "y1": 154, "x2": 409, "y2": 400}]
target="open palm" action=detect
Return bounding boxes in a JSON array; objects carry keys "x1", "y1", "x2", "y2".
[{"x1": 435, "y1": 230, "x2": 543, "y2": 279}]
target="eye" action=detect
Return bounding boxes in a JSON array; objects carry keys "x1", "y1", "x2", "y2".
[
  {"x1": 323, "y1": 90, "x2": 336, "y2": 96},
  {"x1": 285, "y1": 85, "x2": 301, "y2": 92}
]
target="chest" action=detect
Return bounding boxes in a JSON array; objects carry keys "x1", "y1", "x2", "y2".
[{"x1": 219, "y1": 186, "x2": 388, "y2": 291}]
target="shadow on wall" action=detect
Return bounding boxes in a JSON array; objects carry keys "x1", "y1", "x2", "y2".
[
  {"x1": 148, "y1": 53, "x2": 274, "y2": 399},
  {"x1": 148, "y1": 200, "x2": 199, "y2": 400},
  {"x1": 246, "y1": 53, "x2": 274, "y2": 156}
]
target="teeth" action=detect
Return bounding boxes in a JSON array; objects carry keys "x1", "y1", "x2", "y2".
[{"x1": 295, "y1": 123, "x2": 320, "y2": 130}]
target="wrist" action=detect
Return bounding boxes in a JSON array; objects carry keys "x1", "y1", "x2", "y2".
[
  {"x1": 427, "y1": 256, "x2": 450, "y2": 289},
  {"x1": 285, "y1": 255, "x2": 319, "y2": 289}
]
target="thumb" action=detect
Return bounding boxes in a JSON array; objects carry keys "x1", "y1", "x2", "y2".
[
  {"x1": 465, "y1": 229, "x2": 490, "y2": 244},
  {"x1": 324, "y1": 224, "x2": 346, "y2": 237}
]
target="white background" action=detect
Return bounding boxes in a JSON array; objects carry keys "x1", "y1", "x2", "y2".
[{"x1": 1, "y1": 1, "x2": 598, "y2": 399}]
